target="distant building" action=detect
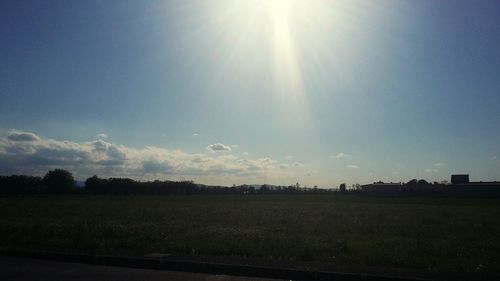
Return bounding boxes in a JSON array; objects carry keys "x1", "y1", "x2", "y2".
[
  {"x1": 449, "y1": 174, "x2": 500, "y2": 197},
  {"x1": 357, "y1": 174, "x2": 500, "y2": 197},
  {"x1": 451, "y1": 174, "x2": 469, "y2": 184}
]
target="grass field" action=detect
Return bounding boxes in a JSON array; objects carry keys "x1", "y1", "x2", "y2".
[{"x1": 1, "y1": 195, "x2": 499, "y2": 273}]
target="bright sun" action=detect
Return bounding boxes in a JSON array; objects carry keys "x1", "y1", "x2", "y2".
[{"x1": 195, "y1": 0, "x2": 362, "y2": 124}]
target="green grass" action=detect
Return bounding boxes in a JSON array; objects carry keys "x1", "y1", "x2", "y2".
[{"x1": 1, "y1": 195, "x2": 500, "y2": 273}]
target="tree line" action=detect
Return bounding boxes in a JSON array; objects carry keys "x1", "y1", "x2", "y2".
[
  {"x1": 0, "y1": 169, "x2": 76, "y2": 195},
  {"x1": 0, "y1": 169, "x2": 332, "y2": 196}
]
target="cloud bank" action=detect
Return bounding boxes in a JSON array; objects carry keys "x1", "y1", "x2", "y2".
[{"x1": 0, "y1": 130, "x2": 300, "y2": 184}]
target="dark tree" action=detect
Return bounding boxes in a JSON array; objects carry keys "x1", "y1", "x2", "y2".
[
  {"x1": 407, "y1": 179, "x2": 418, "y2": 185},
  {"x1": 339, "y1": 183, "x2": 347, "y2": 192},
  {"x1": 43, "y1": 169, "x2": 75, "y2": 194},
  {"x1": 85, "y1": 175, "x2": 103, "y2": 195},
  {"x1": 248, "y1": 185, "x2": 255, "y2": 194},
  {"x1": 0, "y1": 175, "x2": 44, "y2": 195},
  {"x1": 417, "y1": 179, "x2": 429, "y2": 185}
]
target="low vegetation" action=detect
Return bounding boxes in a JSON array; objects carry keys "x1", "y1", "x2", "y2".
[{"x1": 1, "y1": 195, "x2": 499, "y2": 273}]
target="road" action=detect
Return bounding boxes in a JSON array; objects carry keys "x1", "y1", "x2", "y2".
[{"x1": 0, "y1": 255, "x2": 283, "y2": 281}]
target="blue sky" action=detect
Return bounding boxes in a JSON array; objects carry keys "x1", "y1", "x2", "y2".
[{"x1": 1, "y1": 0, "x2": 499, "y2": 186}]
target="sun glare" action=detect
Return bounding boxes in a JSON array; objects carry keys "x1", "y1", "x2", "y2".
[
  {"x1": 264, "y1": 0, "x2": 308, "y2": 122},
  {"x1": 199, "y1": 0, "x2": 363, "y2": 126},
  {"x1": 265, "y1": 0, "x2": 293, "y2": 17}
]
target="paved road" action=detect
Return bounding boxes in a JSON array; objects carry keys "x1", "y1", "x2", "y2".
[{"x1": 0, "y1": 256, "x2": 283, "y2": 281}]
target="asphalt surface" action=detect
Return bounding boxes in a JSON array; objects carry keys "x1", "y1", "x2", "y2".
[{"x1": 0, "y1": 255, "x2": 283, "y2": 281}]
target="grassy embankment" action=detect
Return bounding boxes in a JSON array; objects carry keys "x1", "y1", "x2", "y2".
[{"x1": 0, "y1": 195, "x2": 499, "y2": 273}]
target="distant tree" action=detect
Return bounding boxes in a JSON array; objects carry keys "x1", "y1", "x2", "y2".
[
  {"x1": 260, "y1": 184, "x2": 269, "y2": 193},
  {"x1": 43, "y1": 169, "x2": 75, "y2": 194},
  {"x1": 417, "y1": 179, "x2": 429, "y2": 185},
  {"x1": 339, "y1": 183, "x2": 347, "y2": 192},
  {"x1": 0, "y1": 175, "x2": 44, "y2": 195},
  {"x1": 248, "y1": 185, "x2": 255, "y2": 194},
  {"x1": 85, "y1": 175, "x2": 103, "y2": 195},
  {"x1": 407, "y1": 179, "x2": 418, "y2": 185}
]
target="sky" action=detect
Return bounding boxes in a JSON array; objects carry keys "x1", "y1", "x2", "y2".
[{"x1": 1, "y1": 0, "x2": 499, "y2": 187}]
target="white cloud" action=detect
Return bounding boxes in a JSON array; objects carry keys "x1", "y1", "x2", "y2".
[
  {"x1": 284, "y1": 155, "x2": 293, "y2": 160},
  {"x1": 96, "y1": 133, "x2": 108, "y2": 139},
  {"x1": 7, "y1": 130, "x2": 40, "y2": 142},
  {"x1": 207, "y1": 143, "x2": 231, "y2": 152},
  {"x1": 192, "y1": 133, "x2": 198, "y2": 137},
  {"x1": 434, "y1": 162, "x2": 444, "y2": 167},
  {"x1": 0, "y1": 130, "x2": 305, "y2": 182},
  {"x1": 292, "y1": 162, "x2": 305, "y2": 167},
  {"x1": 346, "y1": 164, "x2": 359, "y2": 169},
  {"x1": 333, "y1": 153, "x2": 350, "y2": 159}
]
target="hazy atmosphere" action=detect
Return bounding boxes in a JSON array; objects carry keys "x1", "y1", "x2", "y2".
[{"x1": 1, "y1": 0, "x2": 499, "y2": 186}]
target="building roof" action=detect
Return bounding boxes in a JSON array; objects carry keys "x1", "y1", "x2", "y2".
[{"x1": 451, "y1": 174, "x2": 469, "y2": 184}]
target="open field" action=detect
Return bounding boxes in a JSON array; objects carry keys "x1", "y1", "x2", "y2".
[{"x1": 1, "y1": 195, "x2": 499, "y2": 273}]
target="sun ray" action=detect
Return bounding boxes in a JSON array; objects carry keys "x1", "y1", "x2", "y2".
[
  {"x1": 186, "y1": 0, "x2": 371, "y2": 128},
  {"x1": 265, "y1": 0, "x2": 309, "y2": 123}
]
